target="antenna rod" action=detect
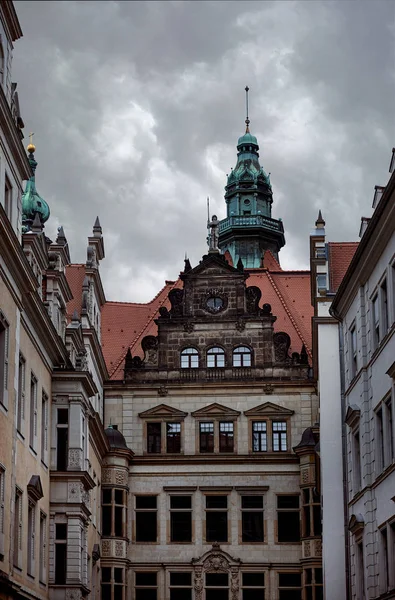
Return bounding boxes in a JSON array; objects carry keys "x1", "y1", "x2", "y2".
[
  {"x1": 245, "y1": 86, "x2": 250, "y2": 132},
  {"x1": 207, "y1": 196, "x2": 210, "y2": 225}
]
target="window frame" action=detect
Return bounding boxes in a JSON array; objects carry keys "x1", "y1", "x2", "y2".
[
  {"x1": 101, "y1": 488, "x2": 126, "y2": 538},
  {"x1": 141, "y1": 413, "x2": 187, "y2": 455},
  {"x1": 278, "y1": 572, "x2": 302, "y2": 600},
  {"x1": 276, "y1": 494, "x2": 301, "y2": 544},
  {"x1": 13, "y1": 487, "x2": 22, "y2": 569},
  {"x1": 197, "y1": 419, "x2": 237, "y2": 454},
  {"x1": 27, "y1": 499, "x2": 36, "y2": 576},
  {"x1": 101, "y1": 566, "x2": 126, "y2": 600},
  {"x1": 39, "y1": 511, "x2": 47, "y2": 584},
  {"x1": 0, "y1": 465, "x2": 5, "y2": 558},
  {"x1": 241, "y1": 572, "x2": 266, "y2": 599},
  {"x1": 29, "y1": 372, "x2": 38, "y2": 452},
  {"x1": 349, "y1": 322, "x2": 357, "y2": 379},
  {"x1": 134, "y1": 570, "x2": 159, "y2": 600},
  {"x1": 204, "y1": 493, "x2": 229, "y2": 544},
  {"x1": 0, "y1": 311, "x2": 10, "y2": 409},
  {"x1": 169, "y1": 571, "x2": 193, "y2": 600},
  {"x1": 302, "y1": 488, "x2": 322, "y2": 538},
  {"x1": 232, "y1": 345, "x2": 253, "y2": 368},
  {"x1": 169, "y1": 494, "x2": 193, "y2": 544},
  {"x1": 134, "y1": 495, "x2": 158, "y2": 544},
  {"x1": 206, "y1": 346, "x2": 226, "y2": 368},
  {"x1": 247, "y1": 414, "x2": 292, "y2": 454},
  {"x1": 17, "y1": 354, "x2": 25, "y2": 435},
  {"x1": 240, "y1": 494, "x2": 265, "y2": 544},
  {"x1": 180, "y1": 347, "x2": 199, "y2": 369}
]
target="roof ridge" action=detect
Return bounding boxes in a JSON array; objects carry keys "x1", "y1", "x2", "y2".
[
  {"x1": 106, "y1": 281, "x2": 175, "y2": 307},
  {"x1": 265, "y1": 271, "x2": 312, "y2": 359},
  {"x1": 108, "y1": 279, "x2": 180, "y2": 377}
]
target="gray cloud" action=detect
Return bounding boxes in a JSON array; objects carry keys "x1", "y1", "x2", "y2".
[{"x1": 13, "y1": 0, "x2": 395, "y2": 301}]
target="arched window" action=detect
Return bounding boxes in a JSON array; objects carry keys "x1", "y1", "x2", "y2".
[
  {"x1": 233, "y1": 346, "x2": 252, "y2": 367},
  {"x1": 207, "y1": 347, "x2": 225, "y2": 368},
  {"x1": 180, "y1": 347, "x2": 199, "y2": 369}
]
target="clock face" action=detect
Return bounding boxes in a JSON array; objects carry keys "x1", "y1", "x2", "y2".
[{"x1": 206, "y1": 296, "x2": 224, "y2": 312}]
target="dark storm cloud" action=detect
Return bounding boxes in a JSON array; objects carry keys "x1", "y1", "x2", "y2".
[{"x1": 13, "y1": 0, "x2": 395, "y2": 301}]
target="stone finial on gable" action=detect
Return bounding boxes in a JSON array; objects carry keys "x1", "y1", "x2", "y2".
[{"x1": 87, "y1": 216, "x2": 105, "y2": 264}]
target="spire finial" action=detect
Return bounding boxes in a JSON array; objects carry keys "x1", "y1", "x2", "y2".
[
  {"x1": 27, "y1": 131, "x2": 36, "y2": 154},
  {"x1": 245, "y1": 86, "x2": 250, "y2": 133}
]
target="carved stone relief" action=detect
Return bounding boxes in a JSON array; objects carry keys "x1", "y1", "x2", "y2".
[
  {"x1": 101, "y1": 540, "x2": 111, "y2": 557},
  {"x1": 67, "y1": 482, "x2": 83, "y2": 503},
  {"x1": 68, "y1": 448, "x2": 82, "y2": 470},
  {"x1": 115, "y1": 470, "x2": 126, "y2": 485},
  {"x1": 101, "y1": 469, "x2": 112, "y2": 484},
  {"x1": 194, "y1": 567, "x2": 203, "y2": 600},
  {"x1": 230, "y1": 567, "x2": 240, "y2": 600},
  {"x1": 115, "y1": 540, "x2": 125, "y2": 558},
  {"x1": 235, "y1": 319, "x2": 245, "y2": 332},
  {"x1": 66, "y1": 590, "x2": 82, "y2": 600},
  {"x1": 141, "y1": 336, "x2": 159, "y2": 366}
]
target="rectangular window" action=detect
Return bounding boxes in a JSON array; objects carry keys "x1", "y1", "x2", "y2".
[
  {"x1": 4, "y1": 176, "x2": 12, "y2": 221},
  {"x1": 135, "y1": 572, "x2": 157, "y2": 600},
  {"x1": 13, "y1": 488, "x2": 22, "y2": 568},
  {"x1": 147, "y1": 422, "x2": 161, "y2": 453},
  {"x1": 206, "y1": 572, "x2": 229, "y2": 600},
  {"x1": 29, "y1": 374, "x2": 38, "y2": 451},
  {"x1": 0, "y1": 313, "x2": 9, "y2": 407},
  {"x1": 0, "y1": 466, "x2": 5, "y2": 557},
  {"x1": 102, "y1": 489, "x2": 125, "y2": 537},
  {"x1": 278, "y1": 572, "x2": 302, "y2": 600},
  {"x1": 200, "y1": 422, "x2": 214, "y2": 453},
  {"x1": 206, "y1": 495, "x2": 228, "y2": 542},
  {"x1": 386, "y1": 396, "x2": 394, "y2": 462},
  {"x1": 316, "y1": 274, "x2": 326, "y2": 292},
  {"x1": 241, "y1": 573, "x2": 265, "y2": 599},
  {"x1": 376, "y1": 407, "x2": 385, "y2": 472},
  {"x1": 356, "y1": 540, "x2": 365, "y2": 599},
  {"x1": 273, "y1": 421, "x2": 287, "y2": 451},
  {"x1": 219, "y1": 422, "x2": 234, "y2": 452},
  {"x1": 241, "y1": 496, "x2": 264, "y2": 542},
  {"x1": 253, "y1": 421, "x2": 267, "y2": 452},
  {"x1": 27, "y1": 501, "x2": 36, "y2": 576},
  {"x1": 380, "y1": 527, "x2": 389, "y2": 591},
  {"x1": 352, "y1": 429, "x2": 362, "y2": 492},
  {"x1": 350, "y1": 325, "x2": 357, "y2": 378},
  {"x1": 17, "y1": 355, "x2": 25, "y2": 433},
  {"x1": 170, "y1": 572, "x2": 192, "y2": 600},
  {"x1": 170, "y1": 496, "x2": 192, "y2": 542},
  {"x1": 304, "y1": 568, "x2": 323, "y2": 600},
  {"x1": 135, "y1": 496, "x2": 157, "y2": 542},
  {"x1": 167, "y1": 422, "x2": 181, "y2": 453},
  {"x1": 302, "y1": 489, "x2": 322, "y2": 537},
  {"x1": 372, "y1": 294, "x2": 380, "y2": 347},
  {"x1": 39, "y1": 512, "x2": 47, "y2": 583},
  {"x1": 57, "y1": 408, "x2": 69, "y2": 471},
  {"x1": 55, "y1": 523, "x2": 67, "y2": 584},
  {"x1": 381, "y1": 278, "x2": 388, "y2": 335},
  {"x1": 277, "y1": 496, "x2": 300, "y2": 543},
  {"x1": 41, "y1": 392, "x2": 48, "y2": 464}
]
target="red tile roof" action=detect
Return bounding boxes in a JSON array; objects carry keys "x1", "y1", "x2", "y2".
[
  {"x1": 66, "y1": 256, "x2": 314, "y2": 381},
  {"x1": 328, "y1": 242, "x2": 359, "y2": 292},
  {"x1": 66, "y1": 264, "x2": 86, "y2": 320}
]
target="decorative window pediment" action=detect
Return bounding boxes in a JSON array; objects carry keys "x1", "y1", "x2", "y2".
[
  {"x1": 192, "y1": 403, "x2": 241, "y2": 418},
  {"x1": 192, "y1": 543, "x2": 241, "y2": 568},
  {"x1": 345, "y1": 404, "x2": 361, "y2": 429},
  {"x1": 244, "y1": 401, "x2": 294, "y2": 417},
  {"x1": 139, "y1": 403, "x2": 188, "y2": 420},
  {"x1": 27, "y1": 475, "x2": 43, "y2": 502}
]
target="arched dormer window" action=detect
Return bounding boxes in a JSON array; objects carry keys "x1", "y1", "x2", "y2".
[
  {"x1": 233, "y1": 346, "x2": 252, "y2": 367},
  {"x1": 180, "y1": 347, "x2": 199, "y2": 369},
  {"x1": 207, "y1": 346, "x2": 225, "y2": 368}
]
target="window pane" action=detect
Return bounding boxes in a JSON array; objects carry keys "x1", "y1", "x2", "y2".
[
  {"x1": 206, "y1": 496, "x2": 227, "y2": 509},
  {"x1": 278, "y1": 511, "x2": 300, "y2": 542},
  {"x1": 55, "y1": 544, "x2": 67, "y2": 584},
  {"x1": 206, "y1": 512, "x2": 227, "y2": 542},
  {"x1": 243, "y1": 591, "x2": 264, "y2": 600},
  {"x1": 101, "y1": 584, "x2": 111, "y2": 600},
  {"x1": 136, "y1": 572, "x2": 157, "y2": 586},
  {"x1": 242, "y1": 496, "x2": 263, "y2": 509},
  {"x1": 136, "y1": 591, "x2": 156, "y2": 600},
  {"x1": 170, "y1": 496, "x2": 191, "y2": 509},
  {"x1": 102, "y1": 506, "x2": 112, "y2": 536},
  {"x1": 170, "y1": 573, "x2": 192, "y2": 586},
  {"x1": 102, "y1": 489, "x2": 112, "y2": 504},
  {"x1": 147, "y1": 423, "x2": 161, "y2": 453},
  {"x1": 206, "y1": 591, "x2": 228, "y2": 600},
  {"x1": 200, "y1": 422, "x2": 214, "y2": 452},
  {"x1": 242, "y1": 573, "x2": 265, "y2": 586},
  {"x1": 242, "y1": 512, "x2": 264, "y2": 542},
  {"x1": 206, "y1": 573, "x2": 229, "y2": 586},
  {"x1": 279, "y1": 573, "x2": 302, "y2": 587},
  {"x1": 114, "y1": 586, "x2": 123, "y2": 600},
  {"x1": 56, "y1": 524, "x2": 67, "y2": 539},
  {"x1": 136, "y1": 496, "x2": 157, "y2": 509},
  {"x1": 170, "y1": 590, "x2": 192, "y2": 600},
  {"x1": 115, "y1": 489, "x2": 124, "y2": 504},
  {"x1": 136, "y1": 512, "x2": 157, "y2": 542},
  {"x1": 57, "y1": 408, "x2": 68, "y2": 424},
  {"x1": 114, "y1": 505, "x2": 123, "y2": 537},
  {"x1": 102, "y1": 567, "x2": 112, "y2": 582},
  {"x1": 279, "y1": 592, "x2": 302, "y2": 600},
  {"x1": 114, "y1": 568, "x2": 123, "y2": 583},
  {"x1": 278, "y1": 496, "x2": 299, "y2": 509},
  {"x1": 167, "y1": 423, "x2": 181, "y2": 453},
  {"x1": 171, "y1": 512, "x2": 192, "y2": 542},
  {"x1": 219, "y1": 422, "x2": 234, "y2": 452}
]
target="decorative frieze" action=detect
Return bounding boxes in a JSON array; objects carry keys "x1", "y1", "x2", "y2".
[
  {"x1": 65, "y1": 589, "x2": 82, "y2": 600},
  {"x1": 68, "y1": 448, "x2": 83, "y2": 470},
  {"x1": 101, "y1": 538, "x2": 127, "y2": 558}
]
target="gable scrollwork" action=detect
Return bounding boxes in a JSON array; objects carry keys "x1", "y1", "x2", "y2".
[
  {"x1": 141, "y1": 335, "x2": 159, "y2": 366},
  {"x1": 245, "y1": 285, "x2": 262, "y2": 314},
  {"x1": 273, "y1": 331, "x2": 291, "y2": 362}
]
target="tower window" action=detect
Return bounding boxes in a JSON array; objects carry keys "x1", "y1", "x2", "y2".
[{"x1": 207, "y1": 347, "x2": 225, "y2": 368}]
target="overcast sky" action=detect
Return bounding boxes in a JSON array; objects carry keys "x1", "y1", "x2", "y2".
[{"x1": 13, "y1": 0, "x2": 395, "y2": 302}]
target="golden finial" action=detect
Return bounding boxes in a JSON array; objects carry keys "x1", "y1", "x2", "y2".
[{"x1": 27, "y1": 131, "x2": 36, "y2": 154}]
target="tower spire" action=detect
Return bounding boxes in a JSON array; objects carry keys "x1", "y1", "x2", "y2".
[{"x1": 245, "y1": 86, "x2": 250, "y2": 133}]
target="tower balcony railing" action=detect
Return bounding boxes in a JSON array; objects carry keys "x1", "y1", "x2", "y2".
[{"x1": 219, "y1": 214, "x2": 284, "y2": 234}]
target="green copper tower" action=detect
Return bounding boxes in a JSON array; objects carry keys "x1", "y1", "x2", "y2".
[
  {"x1": 218, "y1": 87, "x2": 285, "y2": 267},
  {"x1": 21, "y1": 134, "x2": 50, "y2": 233}
]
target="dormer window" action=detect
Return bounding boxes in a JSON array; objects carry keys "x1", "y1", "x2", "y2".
[
  {"x1": 233, "y1": 346, "x2": 252, "y2": 367},
  {"x1": 207, "y1": 347, "x2": 225, "y2": 368},
  {"x1": 181, "y1": 347, "x2": 199, "y2": 369}
]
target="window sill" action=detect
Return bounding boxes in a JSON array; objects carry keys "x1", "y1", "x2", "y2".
[
  {"x1": 276, "y1": 541, "x2": 302, "y2": 545},
  {"x1": 169, "y1": 541, "x2": 194, "y2": 545}
]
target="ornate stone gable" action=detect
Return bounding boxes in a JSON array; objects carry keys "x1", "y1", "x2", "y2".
[
  {"x1": 243, "y1": 401, "x2": 294, "y2": 417},
  {"x1": 138, "y1": 403, "x2": 188, "y2": 419},
  {"x1": 191, "y1": 544, "x2": 242, "y2": 600},
  {"x1": 191, "y1": 403, "x2": 241, "y2": 418}
]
